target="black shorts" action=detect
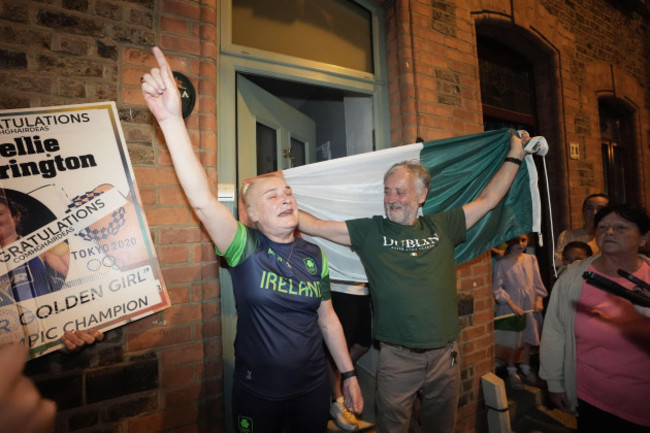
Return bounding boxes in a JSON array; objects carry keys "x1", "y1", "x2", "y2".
[
  {"x1": 331, "y1": 291, "x2": 372, "y2": 348},
  {"x1": 232, "y1": 378, "x2": 330, "y2": 433}
]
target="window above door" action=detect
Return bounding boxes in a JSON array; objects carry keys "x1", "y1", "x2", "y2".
[{"x1": 221, "y1": 0, "x2": 382, "y2": 81}]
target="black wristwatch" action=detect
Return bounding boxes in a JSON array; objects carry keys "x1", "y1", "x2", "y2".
[{"x1": 341, "y1": 369, "x2": 357, "y2": 381}]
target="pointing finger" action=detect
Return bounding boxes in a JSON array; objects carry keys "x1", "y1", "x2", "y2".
[
  {"x1": 152, "y1": 46, "x2": 168, "y2": 70},
  {"x1": 152, "y1": 46, "x2": 176, "y2": 90}
]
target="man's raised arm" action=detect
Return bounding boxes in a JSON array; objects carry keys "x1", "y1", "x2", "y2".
[
  {"x1": 298, "y1": 211, "x2": 352, "y2": 246},
  {"x1": 462, "y1": 132, "x2": 526, "y2": 230}
]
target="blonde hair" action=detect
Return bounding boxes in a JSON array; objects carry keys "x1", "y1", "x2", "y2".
[
  {"x1": 242, "y1": 173, "x2": 283, "y2": 202},
  {"x1": 240, "y1": 173, "x2": 285, "y2": 221}
]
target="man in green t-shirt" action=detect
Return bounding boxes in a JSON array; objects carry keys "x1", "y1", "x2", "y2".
[{"x1": 298, "y1": 132, "x2": 526, "y2": 433}]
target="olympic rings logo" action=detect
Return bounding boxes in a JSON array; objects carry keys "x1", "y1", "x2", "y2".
[{"x1": 86, "y1": 255, "x2": 125, "y2": 274}]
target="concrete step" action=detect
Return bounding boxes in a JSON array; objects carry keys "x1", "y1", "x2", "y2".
[{"x1": 505, "y1": 380, "x2": 577, "y2": 433}]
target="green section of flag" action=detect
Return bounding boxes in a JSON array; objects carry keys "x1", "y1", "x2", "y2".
[
  {"x1": 494, "y1": 314, "x2": 527, "y2": 332},
  {"x1": 420, "y1": 128, "x2": 532, "y2": 264}
]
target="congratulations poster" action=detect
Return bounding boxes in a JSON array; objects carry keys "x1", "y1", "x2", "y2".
[{"x1": 0, "y1": 102, "x2": 169, "y2": 358}]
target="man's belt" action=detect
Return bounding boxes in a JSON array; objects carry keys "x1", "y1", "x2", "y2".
[{"x1": 382, "y1": 341, "x2": 437, "y2": 354}]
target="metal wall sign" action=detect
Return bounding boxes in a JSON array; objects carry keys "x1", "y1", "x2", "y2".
[{"x1": 173, "y1": 72, "x2": 196, "y2": 119}]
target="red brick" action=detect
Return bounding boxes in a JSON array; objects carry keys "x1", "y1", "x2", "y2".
[
  {"x1": 196, "y1": 320, "x2": 221, "y2": 339},
  {"x1": 200, "y1": 262, "x2": 219, "y2": 280},
  {"x1": 157, "y1": 148, "x2": 173, "y2": 166},
  {"x1": 472, "y1": 309, "x2": 494, "y2": 325},
  {"x1": 195, "y1": 242, "x2": 217, "y2": 262},
  {"x1": 166, "y1": 383, "x2": 203, "y2": 407},
  {"x1": 164, "y1": 425, "x2": 199, "y2": 433},
  {"x1": 144, "y1": 206, "x2": 191, "y2": 225},
  {"x1": 162, "y1": 264, "x2": 204, "y2": 284},
  {"x1": 121, "y1": 86, "x2": 145, "y2": 105},
  {"x1": 137, "y1": 187, "x2": 157, "y2": 206},
  {"x1": 159, "y1": 227, "x2": 205, "y2": 244},
  {"x1": 159, "y1": 187, "x2": 190, "y2": 206},
  {"x1": 163, "y1": 342, "x2": 206, "y2": 366},
  {"x1": 123, "y1": 66, "x2": 149, "y2": 86},
  {"x1": 191, "y1": 281, "x2": 220, "y2": 301},
  {"x1": 204, "y1": 338, "x2": 221, "y2": 358},
  {"x1": 160, "y1": 0, "x2": 200, "y2": 19},
  {"x1": 202, "y1": 359, "x2": 222, "y2": 379},
  {"x1": 161, "y1": 34, "x2": 201, "y2": 56},
  {"x1": 461, "y1": 324, "x2": 488, "y2": 341},
  {"x1": 167, "y1": 285, "x2": 191, "y2": 304},
  {"x1": 197, "y1": 95, "x2": 216, "y2": 114},
  {"x1": 162, "y1": 365, "x2": 195, "y2": 388},
  {"x1": 191, "y1": 22, "x2": 200, "y2": 38},
  {"x1": 163, "y1": 303, "x2": 202, "y2": 325},
  {"x1": 134, "y1": 166, "x2": 179, "y2": 186},
  {"x1": 199, "y1": 113, "x2": 217, "y2": 131},
  {"x1": 200, "y1": 300, "x2": 219, "y2": 319},
  {"x1": 128, "y1": 407, "x2": 198, "y2": 433},
  {"x1": 159, "y1": 244, "x2": 191, "y2": 264},
  {"x1": 127, "y1": 313, "x2": 165, "y2": 331},
  {"x1": 160, "y1": 14, "x2": 190, "y2": 35},
  {"x1": 127, "y1": 325, "x2": 193, "y2": 351}
]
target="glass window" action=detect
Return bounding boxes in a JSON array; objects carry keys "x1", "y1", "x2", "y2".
[
  {"x1": 256, "y1": 122, "x2": 277, "y2": 174},
  {"x1": 232, "y1": 0, "x2": 373, "y2": 73},
  {"x1": 600, "y1": 99, "x2": 636, "y2": 204},
  {"x1": 288, "y1": 137, "x2": 306, "y2": 167},
  {"x1": 478, "y1": 38, "x2": 535, "y2": 119},
  {"x1": 601, "y1": 141, "x2": 626, "y2": 203}
]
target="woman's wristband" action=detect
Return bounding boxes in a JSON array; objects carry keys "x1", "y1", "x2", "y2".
[{"x1": 340, "y1": 369, "x2": 357, "y2": 381}]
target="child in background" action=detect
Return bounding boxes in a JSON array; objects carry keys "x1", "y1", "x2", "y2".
[
  {"x1": 561, "y1": 240, "x2": 592, "y2": 267},
  {"x1": 493, "y1": 234, "x2": 548, "y2": 389},
  {"x1": 551, "y1": 240, "x2": 593, "y2": 282}
]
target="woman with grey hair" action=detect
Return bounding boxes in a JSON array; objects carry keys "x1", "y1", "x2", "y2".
[{"x1": 540, "y1": 203, "x2": 650, "y2": 432}]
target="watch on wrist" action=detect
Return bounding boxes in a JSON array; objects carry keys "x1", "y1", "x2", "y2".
[{"x1": 340, "y1": 369, "x2": 357, "y2": 381}]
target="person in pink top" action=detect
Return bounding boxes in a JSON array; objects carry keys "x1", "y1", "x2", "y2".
[{"x1": 540, "y1": 204, "x2": 650, "y2": 432}]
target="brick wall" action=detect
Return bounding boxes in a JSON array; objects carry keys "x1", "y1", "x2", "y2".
[
  {"x1": 1, "y1": 0, "x2": 221, "y2": 431},
  {"x1": 1, "y1": 0, "x2": 648, "y2": 432}
]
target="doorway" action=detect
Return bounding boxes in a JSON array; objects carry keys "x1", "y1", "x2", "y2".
[
  {"x1": 237, "y1": 72, "x2": 375, "y2": 178},
  {"x1": 220, "y1": 67, "x2": 383, "y2": 432},
  {"x1": 236, "y1": 75, "x2": 317, "y2": 178}
]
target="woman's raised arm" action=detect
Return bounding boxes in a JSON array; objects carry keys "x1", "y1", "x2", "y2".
[{"x1": 141, "y1": 47, "x2": 238, "y2": 252}]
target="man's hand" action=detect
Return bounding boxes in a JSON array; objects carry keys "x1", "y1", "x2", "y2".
[
  {"x1": 0, "y1": 344, "x2": 56, "y2": 433},
  {"x1": 342, "y1": 376, "x2": 364, "y2": 415},
  {"x1": 548, "y1": 391, "x2": 574, "y2": 415},
  {"x1": 517, "y1": 130, "x2": 530, "y2": 144},
  {"x1": 509, "y1": 130, "x2": 526, "y2": 160}
]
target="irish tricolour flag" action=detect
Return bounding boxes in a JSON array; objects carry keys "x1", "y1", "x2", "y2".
[{"x1": 277, "y1": 128, "x2": 541, "y2": 282}]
